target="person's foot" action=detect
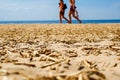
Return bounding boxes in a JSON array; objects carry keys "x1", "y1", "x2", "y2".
[
  {"x1": 68, "y1": 21, "x2": 72, "y2": 24},
  {"x1": 67, "y1": 20, "x2": 71, "y2": 24},
  {"x1": 79, "y1": 20, "x2": 82, "y2": 24}
]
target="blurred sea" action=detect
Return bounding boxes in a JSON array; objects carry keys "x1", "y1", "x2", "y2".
[{"x1": 0, "y1": 20, "x2": 120, "y2": 24}]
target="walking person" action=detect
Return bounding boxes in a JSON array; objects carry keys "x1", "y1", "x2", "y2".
[
  {"x1": 69, "y1": 0, "x2": 82, "y2": 23},
  {"x1": 59, "y1": 0, "x2": 70, "y2": 23}
]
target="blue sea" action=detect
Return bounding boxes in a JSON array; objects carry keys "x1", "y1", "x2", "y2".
[{"x1": 0, "y1": 20, "x2": 120, "y2": 24}]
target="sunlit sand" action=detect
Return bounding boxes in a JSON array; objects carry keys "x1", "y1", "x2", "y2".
[{"x1": 0, "y1": 24, "x2": 120, "y2": 80}]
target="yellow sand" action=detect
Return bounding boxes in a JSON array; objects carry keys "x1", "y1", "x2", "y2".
[{"x1": 0, "y1": 24, "x2": 120, "y2": 80}]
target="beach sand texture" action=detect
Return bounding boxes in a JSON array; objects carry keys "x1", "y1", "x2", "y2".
[{"x1": 0, "y1": 24, "x2": 120, "y2": 80}]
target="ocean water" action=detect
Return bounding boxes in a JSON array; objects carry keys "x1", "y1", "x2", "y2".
[{"x1": 0, "y1": 20, "x2": 120, "y2": 24}]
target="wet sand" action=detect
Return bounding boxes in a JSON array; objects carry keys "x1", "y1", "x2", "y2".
[{"x1": 0, "y1": 24, "x2": 120, "y2": 80}]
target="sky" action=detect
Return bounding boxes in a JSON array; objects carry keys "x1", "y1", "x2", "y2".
[{"x1": 0, "y1": 0, "x2": 120, "y2": 21}]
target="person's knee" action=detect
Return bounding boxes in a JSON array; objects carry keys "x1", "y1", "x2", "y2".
[
  {"x1": 72, "y1": 14, "x2": 75, "y2": 17},
  {"x1": 63, "y1": 16, "x2": 66, "y2": 19},
  {"x1": 61, "y1": 15, "x2": 64, "y2": 18},
  {"x1": 62, "y1": 16, "x2": 65, "y2": 18},
  {"x1": 68, "y1": 15, "x2": 71, "y2": 18},
  {"x1": 69, "y1": 13, "x2": 71, "y2": 17},
  {"x1": 73, "y1": 15, "x2": 77, "y2": 18}
]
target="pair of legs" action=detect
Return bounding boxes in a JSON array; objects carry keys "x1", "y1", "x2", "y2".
[
  {"x1": 59, "y1": 11, "x2": 70, "y2": 23},
  {"x1": 69, "y1": 9, "x2": 82, "y2": 23}
]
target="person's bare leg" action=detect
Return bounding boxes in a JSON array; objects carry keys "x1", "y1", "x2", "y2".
[
  {"x1": 61, "y1": 14, "x2": 70, "y2": 23},
  {"x1": 63, "y1": 17, "x2": 71, "y2": 23},
  {"x1": 72, "y1": 12, "x2": 82, "y2": 23},
  {"x1": 69, "y1": 11, "x2": 72, "y2": 23},
  {"x1": 59, "y1": 14, "x2": 62, "y2": 23}
]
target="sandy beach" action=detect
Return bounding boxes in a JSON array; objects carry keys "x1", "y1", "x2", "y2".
[{"x1": 0, "y1": 24, "x2": 120, "y2": 80}]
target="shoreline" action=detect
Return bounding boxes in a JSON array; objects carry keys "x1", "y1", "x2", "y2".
[
  {"x1": 0, "y1": 19, "x2": 120, "y2": 24},
  {"x1": 0, "y1": 23, "x2": 120, "y2": 25}
]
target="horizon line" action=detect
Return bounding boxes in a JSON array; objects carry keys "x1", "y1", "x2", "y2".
[{"x1": 0, "y1": 19, "x2": 120, "y2": 21}]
